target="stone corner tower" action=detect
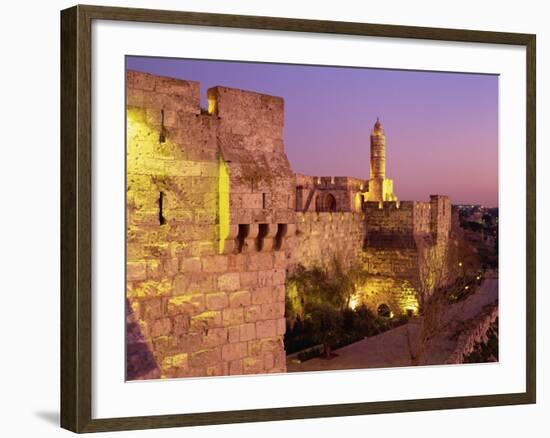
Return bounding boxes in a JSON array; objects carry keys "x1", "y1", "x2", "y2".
[{"x1": 367, "y1": 118, "x2": 398, "y2": 203}]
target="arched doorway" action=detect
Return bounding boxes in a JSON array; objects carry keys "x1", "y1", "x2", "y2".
[
  {"x1": 377, "y1": 303, "x2": 392, "y2": 318},
  {"x1": 316, "y1": 193, "x2": 337, "y2": 212}
]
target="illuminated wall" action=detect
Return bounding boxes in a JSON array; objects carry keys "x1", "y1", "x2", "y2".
[
  {"x1": 126, "y1": 71, "x2": 288, "y2": 380},
  {"x1": 361, "y1": 196, "x2": 452, "y2": 316}
]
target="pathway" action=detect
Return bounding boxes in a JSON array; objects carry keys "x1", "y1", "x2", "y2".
[{"x1": 287, "y1": 276, "x2": 498, "y2": 373}]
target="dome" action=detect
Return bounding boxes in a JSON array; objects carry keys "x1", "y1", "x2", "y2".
[{"x1": 372, "y1": 117, "x2": 383, "y2": 134}]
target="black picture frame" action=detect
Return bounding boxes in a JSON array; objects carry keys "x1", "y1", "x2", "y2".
[{"x1": 60, "y1": 4, "x2": 536, "y2": 433}]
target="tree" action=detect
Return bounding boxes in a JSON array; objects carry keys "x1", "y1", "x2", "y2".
[
  {"x1": 410, "y1": 227, "x2": 481, "y2": 365},
  {"x1": 330, "y1": 257, "x2": 369, "y2": 311},
  {"x1": 415, "y1": 235, "x2": 450, "y2": 312},
  {"x1": 307, "y1": 303, "x2": 343, "y2": 358},
  {"x1": 286, "y1": 257, "x2": 369, "y2": 358}
]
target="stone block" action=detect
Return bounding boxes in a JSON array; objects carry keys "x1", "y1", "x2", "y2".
[
  {"x1": 205, "y1": 363, "x2": 226, "y2": 377},
  {"x1": 263, "y1": 352, "x2": 275, "y2": 370},
  {"x1": 241, "y1": 193, "x2": 262, "y2": 209},
  {"x1": 229, "y1": 360, "x2": 243, "y2": 375},
  {"x1": 244, "y1": 305, "x2": 262, "y2": 323},
  {"x1": 223, "y1": 308, "x2": 244, "y2": 326},
  {"x1": 127, "y1": 279, "x2": 173, "y2": 299},
  {"x1": 202, "y1": 327, "x2": 228, "y2": 348},
  {"x1": 152, "y1": 335, "x2": 178, "y2": 355},
  {"x1": 242, "y1": 356, "x2": 263, "y2": 374},
  {"x1": 222, "y1": 342, "x2": 248, "y2": 361},
  {"x1": 177, "y1": 332, "x2": 203, "y2": 353},
  {"x1": 240, "y1": 271, "x2": 258, "y2": 288},
  {"x1": 238, "y1": 323, "x2": 256, "y2": 342},
  {"x1": 227, "y1": 254, "x2": 246, "y2": 272},
  {"x1": 218, "y1": 272, "x2": 241, "y2": 291},
  {"x1": 256, "y1": 320, "x2": 277, "y2": 339},
  {"x1": 142, "y1": 298, "x2": 163, "y2": 321},
  {"x1": 273, "y1": 251, "x2": 287, "y2": 268},
  {"x1": 248, "y1": 336, "x2": 282, "y2": 357},
  {"x1": 206, "y1": 292, "x2": 229, "y2": 310},
  {"x1": 229, "y1": 290, "x2": 251, "y2": 308},
  {"x1": 173, "y1": 272, "x2": 215, "y2": 295},
  {"x1": 252, "y1": 287, "x2": 272, "y2": 305},
  {"x1": 190, "y1": 348, "x2": 221, "y2": 368},
  {"x1": 276, "y1": 317, "x2": 286, "y2": 335},
  {"x1": 151, "y1": 318, "x2": 172, "y2": 337},
  {"x1": 201, "y1": 255, "x2": 228, "y2": 273},
  {"x1": 248, "y1": 253, "x2": 273, "y2": 271},
  {"x1": 172, "y1": 314, "x2": 191, "y2": 336},
  {"x1": 190, "y1": 310, "x2": 223, "y2": 330},
  {"x1": 127, "y1": 261, "x2": 147, "y2": 281},
  {"x1": 162, "y1": 353, "x2": 188, "y2": 371},
  {"x1": 272, "y1": 285, "x2": 286, "y2": 303},
  {"x1": 167, "y1": 293, "x2": 205, "y2": 316},
  {"x1": 162, "y1": 257, "x2": 179, "y2": 277},
  {"x1": 227, "y1": 326, "x2": 240, "y2": 343},
  {"x1": 257, "y1": 270, "x2": 273, "y2": 287},
  {"x1": 261, "y1": 302, "x2": 284, "y2": 320},
  {"x1": 179, "y1": 257, "x2": 202, "y2": 272},
  {"x1": 272, "y1": 269, "x2": 286, "y2": 285}
]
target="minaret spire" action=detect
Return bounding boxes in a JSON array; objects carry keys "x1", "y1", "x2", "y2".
[
  {"x1": 367, "y1": 117, "x2": 397, "y2": 203},
  {"x1": 370, "y1": 117, "x2": 385, "y2": 179}
]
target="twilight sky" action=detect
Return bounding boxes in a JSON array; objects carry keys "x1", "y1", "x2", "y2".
[{"x1": 127, "y1": 56, "x2": 498, "y2": 207}]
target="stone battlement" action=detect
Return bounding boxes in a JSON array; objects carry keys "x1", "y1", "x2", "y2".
[
  {"x1": 365, "y1": 195, "x2": 450, "y2": 241},
  {"x1": 295, "y1": 174, "x2": 366, "y2": 190}
]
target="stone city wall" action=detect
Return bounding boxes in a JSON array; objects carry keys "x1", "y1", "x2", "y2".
[
  {"x1": 360, "y1": 247, "x2": 421, "y2": 315},
  {"x1": 292, "y1": 211, "x2": 366, "y2": 270},
  {"x1": 126, "y1": 71, "x2": 287, "y2": 380},
  {"x1": 360, "y1": 196, "x2": 451, "y2": 316},
  {"x1": 443, "y1": 302, "x2": 498, "y2": 364}
]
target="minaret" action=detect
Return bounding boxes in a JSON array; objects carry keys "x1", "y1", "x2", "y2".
[
  {"x1": 367, "y1": 118, "x2": 397, "y2": 203},
  {"x1": 370, "y1": 117, "x2": 386, "y2": 179}
]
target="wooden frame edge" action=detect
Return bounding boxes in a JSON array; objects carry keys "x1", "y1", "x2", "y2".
[{"x1": 60, "y1": 4, "x2": 537, "y2": 433}]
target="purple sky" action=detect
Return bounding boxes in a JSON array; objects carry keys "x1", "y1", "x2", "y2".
[{"x1": 127, "y1": 56, "x2": 498, "y2": 207}]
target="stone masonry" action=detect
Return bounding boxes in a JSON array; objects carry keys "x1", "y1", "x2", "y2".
[
  {"x1": 126, "y1": 72, "x2": 289, "y2": 380},
  {"x1": 126, "y1": 71, "x2": 451, "y2": 379}
]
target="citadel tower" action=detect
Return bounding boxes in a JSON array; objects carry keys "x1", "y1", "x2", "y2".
[{"x1": 367, "y1": 118, "x2": 398, "y2": 203}]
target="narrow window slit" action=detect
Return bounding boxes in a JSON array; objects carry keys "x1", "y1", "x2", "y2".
[
  {"x1": 159, "y1": 191, "x2": 166, "y2": 225},
  {"x1": 159, "y1": 109, "x2": 166, "y2": 143}
]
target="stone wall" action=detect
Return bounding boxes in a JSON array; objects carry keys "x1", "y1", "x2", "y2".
[
  {"x1": 361, "y1": 196, "x2": 451, "y2": 316},
  {"x1": 126, "y1": 71, "x2": 287, "y2": 380},
  {"x1": 292, "y1": 212, "x2": 366, "y2": 270},
  {"x1": 444, "y1": 303, "x2": 498, "y2": 364}
]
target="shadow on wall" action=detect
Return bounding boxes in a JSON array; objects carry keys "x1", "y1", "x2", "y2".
[{"x1": 126, "y1": 298, "x2": 161, "y2": 380}]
